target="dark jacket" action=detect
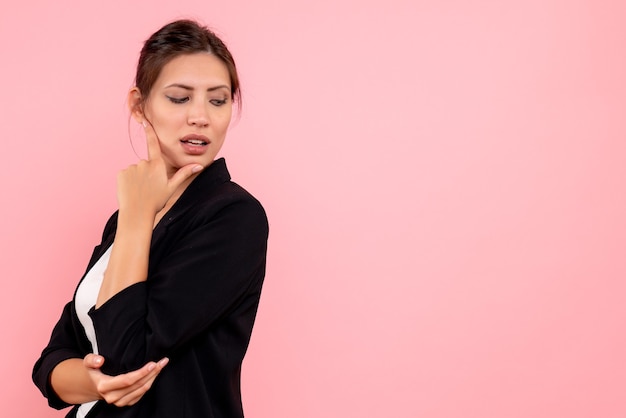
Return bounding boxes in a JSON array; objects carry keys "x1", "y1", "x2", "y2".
[{"x1": 33, "y1": 158, "x2": 269, "y2": 418}]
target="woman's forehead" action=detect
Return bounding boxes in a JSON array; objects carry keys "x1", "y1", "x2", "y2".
[{"x1": 156, "y1": 53, "x2": 231, "y2": 89}]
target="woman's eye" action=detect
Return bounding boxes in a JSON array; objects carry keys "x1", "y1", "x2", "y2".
[
  {"x1": 210, "y1": 98, "x2": 228, "y2": 106},
  {"x1": 167, "y1": 96, "x2": 189, "y2": 104}
]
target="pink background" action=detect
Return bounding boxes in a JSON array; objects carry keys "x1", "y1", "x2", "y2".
[{"x1": 1, "y1": 0, "x2": 625, "y2": 416}]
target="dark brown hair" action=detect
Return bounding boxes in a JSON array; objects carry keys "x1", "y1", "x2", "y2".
[{"x1": 135, "y1": 19, "x2": 240, "y2": 107}]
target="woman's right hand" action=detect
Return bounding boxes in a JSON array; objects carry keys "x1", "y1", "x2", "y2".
[
  {"x1": 115, "y1": 121, "x2": 203, "y2": 218},
  {"x1": 83, "y1": 354, "x2": 169, "y2": 407}
]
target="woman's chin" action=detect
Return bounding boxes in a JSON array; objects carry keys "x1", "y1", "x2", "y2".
[{"x1": 167, "y1": 155, "x2": 213, "y2": 172}]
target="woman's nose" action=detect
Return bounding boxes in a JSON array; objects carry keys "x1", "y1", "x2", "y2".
[{"x1": 187, "y1": 101, "x2": 210, "y2": 127}]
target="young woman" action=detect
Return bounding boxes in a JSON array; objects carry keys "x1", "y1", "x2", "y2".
[{"x1": 33, "y1": 19, "x2": 268, "y2": 418}]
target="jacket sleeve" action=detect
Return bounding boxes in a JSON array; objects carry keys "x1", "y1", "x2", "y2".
[
  {"x1": 32, "y1": 302, "x2": 82, "y2": 410},
  {"x1": 32, "y1": 212, "x2": 119, "y2": 409},
  {"x1": 89, "y1": 197, "x2": 268, "y2": 375}
]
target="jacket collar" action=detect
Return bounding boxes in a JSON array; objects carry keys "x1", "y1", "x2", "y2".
[{"x1": 153, "y1": 157, "x2": 231, "y2": 232}]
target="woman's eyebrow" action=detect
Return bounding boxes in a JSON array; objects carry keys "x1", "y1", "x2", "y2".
[{"x1": 164, "y1": 83, "x2": 230, "y2": 92}]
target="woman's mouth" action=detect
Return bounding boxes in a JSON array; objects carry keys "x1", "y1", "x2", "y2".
[
  {"x1": 181, "y1": 134, "x2": 210, "y2": 145},
  {"x1": 182, "y1": 138, "x2": 207, "y2": 145},
  {"x1": 180, "y1": 134, "x2": 211, "y2": 154}
]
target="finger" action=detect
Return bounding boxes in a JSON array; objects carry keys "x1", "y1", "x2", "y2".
[
  {"x1": 120, "y1": 359, "x2": 168, "y2": 405},
  {"x1": 143, "y1": 120, "x2": 162, "y2": 161},
  {"x1": 98, "y1": 362, "x2": 156, "y2": 394},
  {"x1": 99, "y1": 358, "x2": 168, "y2": 394},
  {"x1": 112, "y1": 376, "x2": 157, "y2": 406},
  {"x1": 83, "y1": 354, "x2": 105, "y2": 369},
  {"x1": 169, "y1": 164, "x2": 204, "y2": 191},
  {"x1": 102, "y1": 359, "x2": 169, "y2": 405},
  {"x1": 101, "y1": 370, "x2": 155, "y2": 403}
]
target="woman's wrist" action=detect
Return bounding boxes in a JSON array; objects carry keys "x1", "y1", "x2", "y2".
[{"x1": 50, "y1": 359, "x2": 101, "y2": 405}]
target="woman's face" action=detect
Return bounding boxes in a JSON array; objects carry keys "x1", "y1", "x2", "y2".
[{"x1": 139, "y1": 53, "x2": 233, "y2": 175}]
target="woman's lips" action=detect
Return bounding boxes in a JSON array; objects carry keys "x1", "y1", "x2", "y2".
[{"x1": 180, "y1": 134, "x2": 210, "y2": 155}]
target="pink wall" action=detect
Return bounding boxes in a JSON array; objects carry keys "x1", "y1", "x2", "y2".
[{"x1": 1, "y1": 1, "x2": 625, "y2": 416}]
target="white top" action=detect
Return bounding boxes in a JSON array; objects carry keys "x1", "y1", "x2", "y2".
[{"x1": 74, "y1": 244, "x2": 113, "y2": 418}]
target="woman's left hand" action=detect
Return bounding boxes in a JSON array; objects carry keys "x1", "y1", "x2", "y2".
[{"x1": 83, "y1": 354, "x2": 169, "y2": 407}]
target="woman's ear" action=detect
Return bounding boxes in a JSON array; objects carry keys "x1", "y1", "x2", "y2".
[{"x1": 128, "y1": 87, "x2": 144, "y2": 124}]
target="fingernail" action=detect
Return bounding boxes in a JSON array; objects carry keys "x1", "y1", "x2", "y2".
[
  {"x1": 148, "y1": 363, "x2": 156, "y2": 372},
  {"x1": 94, "y1": 356, "x2": 103, "y2": 364},
  {"x1": 158, "y1": 358, "x2": 170, "y2": 368},
  {"x1": 142, "y1": 120, "x2": 147, "y2": 128},
  {"x1": 192, "y1": 165, "x2": 203, "y2": 174}
]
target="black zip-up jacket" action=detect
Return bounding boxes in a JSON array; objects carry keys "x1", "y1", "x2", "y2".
[{"x1": 33, "y1": 158, "x2": 269, "y2": 418}]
